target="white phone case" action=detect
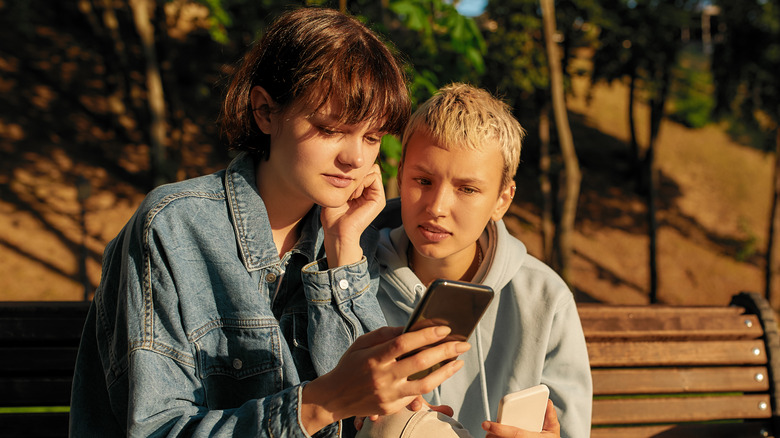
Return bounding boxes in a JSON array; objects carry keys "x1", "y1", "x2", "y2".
[{"x1": 495, "y1": 384, "x2": 549, "y2": 432}]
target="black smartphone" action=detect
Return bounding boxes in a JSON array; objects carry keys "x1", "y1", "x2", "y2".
[{"x1": 400, "y1": 279, "x2": 495, "y2": 380}]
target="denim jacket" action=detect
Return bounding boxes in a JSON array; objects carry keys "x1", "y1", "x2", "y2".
[{"x1": 70, "y1": 152, "x2": 386, "y2": 437}]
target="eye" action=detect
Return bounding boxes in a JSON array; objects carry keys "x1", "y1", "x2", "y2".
[
  {"x1": 413, "y1": 177, "x2": 432, "y2": 186},
  {"x1": 461, "y1": 186, "x2": 479, "y2": 195},
  {"x1": 364, "y1": 134, "x2": 381, "y2": 145},
  {"x1": 317, "y1": 125, "x2": 339, "y2": 136}
]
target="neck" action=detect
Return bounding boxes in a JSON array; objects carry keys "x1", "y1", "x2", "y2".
[
  {"x1": 256, "y1": 162, "x2": 313, "y2": 257},
  {"x1": 408, "y1": 243, "x2": 482, "y2": 286}
]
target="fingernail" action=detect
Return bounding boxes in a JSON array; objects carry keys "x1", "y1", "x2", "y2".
[
  {"x1": 435, "y1": 326, "x2": 451, "y2": 337},
  {"x1": 456, "y1": 342, "x2": 471, "y2": 353}
]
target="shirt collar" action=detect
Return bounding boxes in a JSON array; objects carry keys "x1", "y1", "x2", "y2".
[{"x1": 225, "y1": 152, "x2": 322, "y2": 271}]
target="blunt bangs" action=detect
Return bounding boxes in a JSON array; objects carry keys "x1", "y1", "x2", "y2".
[
  {"x1": 220, "y1": 8, "x2": 410, "y2": 155},
  {"x1": 283, "y1": 14, "x2": 410, "y2": 136}
]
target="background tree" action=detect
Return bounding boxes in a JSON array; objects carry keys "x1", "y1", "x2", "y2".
[
  {"x1": 711, "y1": 0, "x2": 780, "y2": 302},
  {"x1": 348, "y1": 0, "x2": 488, "y2": 196},
  {"x1": 590, "y1": 0, "x2": 700, "y2": 302},
  {"x1": 481, "y1": 0, "x2": 598, "y2": 282},
  {"x1": 540, "y1": 0, "x2": 580, "y2": 285}
]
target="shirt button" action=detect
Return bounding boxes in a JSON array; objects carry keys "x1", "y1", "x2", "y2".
[
  {"x1": 265, "y1": 273, "x2": 277, "y2": 283},
  {"x1": 232, "y1": 358, "x2": 243, "y2": 370},
  {"x1": 338, "y1": 279, "x2": 349, "y2": 290}
]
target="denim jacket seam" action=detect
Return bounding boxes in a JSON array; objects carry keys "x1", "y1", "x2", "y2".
[
  {"x1": 225, "y1": 165, "x2": 277, "y2": 271},
  {"x1": 128, "y1": 341, "x2": 196, "y2": 368},
  {"x1": 225, "y1": 169, "x2": 252, "y2": 267},
  {"x1": 188, "y1": 317, "x2": 281, "y2": 342},
  {"x1": 93, "y1": 285, "x2": 123, "y2": 384},
  {"x1": 141, "y1": 190, "x2": 227, "y2": 345},
  {"x1": 306, "y1": 281, "x2": 371, "y2": 305}
]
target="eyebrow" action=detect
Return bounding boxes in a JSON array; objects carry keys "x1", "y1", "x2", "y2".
[
  {"x1": 307, "y1": 111, "x2": 385, "y2": 134},
  {"x1": 406, "y1": 163, "x2": 488, "y2": 186}
]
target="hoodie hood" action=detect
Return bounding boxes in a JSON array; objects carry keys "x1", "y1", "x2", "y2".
[
  {"x1": 376, "y1": 219, "x2": 592, "y2": 438},
  {"x1": 377, "y1": 220, "x2": 529, "y2": 320},
  {"x1": 376, "y1": 226, "x2": 425, "y2": 324}
]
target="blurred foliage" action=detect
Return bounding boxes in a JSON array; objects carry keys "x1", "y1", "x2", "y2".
[
  {"x1": 590, "y1": 0, "x2": 700, "y2": 99},
  {"x1": 377, "y1": 0, "x2": 487, "y2": 105},
  {"x1": 481, "y1": 0, "x2": 602, "y2": 122},
  {"x1": 669, "y1": 48, "x2": 715, "y2": 129},
  {"x1": 190, "y1": 0, "x2": 488, "y2": 186},
  {"x1": 712, "y1": 0, "x2": 780, "y2": 150}
]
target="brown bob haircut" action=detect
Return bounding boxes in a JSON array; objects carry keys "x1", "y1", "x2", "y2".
[{"x1": 221, "y1": 7, "x2": 410, "y2": 158}]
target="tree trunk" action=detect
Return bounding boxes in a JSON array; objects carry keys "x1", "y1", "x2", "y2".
[
  {"x1": 129, "y1": 0, "x2": 168, "y2": 188},
  {"x1": 645, "y1": 57, "x2": 672, "y2": 304},
  {"x1": 628, "y1": 66, "x2": 640, "y2": 176},
  {"x1": 765, "y1": 127, "x2": 780, "y2": 304},
  {"x1": 541, "y1": 0, "x2": 581, "y2": 286},
  {"x1": 539, "y1": 102, "x2": 554, "y2": 265}
]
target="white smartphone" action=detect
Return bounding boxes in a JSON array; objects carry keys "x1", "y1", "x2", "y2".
[{"x1": 496, "y1": 384, "x2": 550, "y2": 432}]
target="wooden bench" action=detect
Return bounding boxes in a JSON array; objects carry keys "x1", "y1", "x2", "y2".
[
  {"x1": 1, "y1": 293, "x2": 778, "y2": 437},
  {"x1": 580, "y1": 291, "x2": 780, "y2": 437},
  {"x1": 0, "y1": 301, "x2": 90, "y2": 438}
]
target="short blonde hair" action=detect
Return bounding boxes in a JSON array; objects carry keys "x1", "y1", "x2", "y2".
[{"x1": 401, "y1": 83, "x2": 525, "y2": 189}]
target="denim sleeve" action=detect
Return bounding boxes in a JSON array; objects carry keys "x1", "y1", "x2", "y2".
[
  {"x1": 82, "y1": 212, "x2": 343, "y2": 438},
  {"x1": 125, "y1": 351, "x2": 332, "y2": 437},
  {"x1": 301, "y1": 256, "x2": 387, "y2": 376},
  {"x1": 124, "y1": 353, "x2": 340, "y2": 438}
]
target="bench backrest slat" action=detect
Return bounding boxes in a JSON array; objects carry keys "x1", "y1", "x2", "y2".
[
  {"x1": 593, "y1": 394, "x2": 772, "y2": 424},
  {"x1": 590, "y1": 421, "x2": 773, "y2": 438},
  {"x1": 579, "y1": 305, "x2": 763, "y2": 341},
  {"x1": 583, "y1": 292, "x2": 780, "y2": 436},
  {"x1": 0, "y1": 412, "x2": 70, "y2": 438},
  {"x1": 592, "y1": 366, "x2": 770, "y2": 395},
  {"x1": 0, "y1": 347, "x2": 80, "y2": 373},
  {"x1": 588, "y1": 339, "x2": 767, "y2": 366},
  {"x1": 0, "y1": 377, "x2": 73, "y2": 407}
]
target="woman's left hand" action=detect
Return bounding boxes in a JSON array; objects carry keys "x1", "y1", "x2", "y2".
[{"x1": 321, "y1": 163, "x2": 386, "y2": 267}]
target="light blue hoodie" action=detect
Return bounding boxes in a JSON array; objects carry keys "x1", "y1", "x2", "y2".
[{"x1": 376, "y1": 219, "x2": 592, "y2": 438}]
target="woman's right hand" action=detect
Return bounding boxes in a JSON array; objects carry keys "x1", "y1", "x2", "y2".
[{"x1": 299, "y1": 325, "x2": 470, "y2": 434}]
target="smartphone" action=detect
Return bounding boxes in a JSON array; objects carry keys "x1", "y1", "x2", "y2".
[
  {"x1": 496, "y1": 384, "x2": 550, "y2": 432},
  {"x1": 400, "y1": 279, "x2": 494, "y2": 380}
]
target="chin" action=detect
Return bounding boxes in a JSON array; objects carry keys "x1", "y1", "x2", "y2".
[{"x1": 314, "y1": 192, "x2": 353, "y2": 209}]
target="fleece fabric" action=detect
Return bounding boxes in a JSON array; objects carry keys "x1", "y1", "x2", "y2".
[{"x1": 376, "y1": 220, "x2": 592, "y2": 438}]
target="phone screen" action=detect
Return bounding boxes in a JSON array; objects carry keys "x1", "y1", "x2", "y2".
[{"x1": 400, "y1": 279, "x2": 494, "y2": 379}]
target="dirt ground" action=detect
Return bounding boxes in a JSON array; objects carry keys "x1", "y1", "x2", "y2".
[{"x1": 1, "y1": 2, "x2": 777, "y2": 307}]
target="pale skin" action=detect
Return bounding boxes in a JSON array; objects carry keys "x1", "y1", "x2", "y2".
[
  {"x1": 398, "y1": 130, "x2": 562, "y2": 438},
  {"x1": 250, "y1": 86, "x2": 467, "y2": 435}
]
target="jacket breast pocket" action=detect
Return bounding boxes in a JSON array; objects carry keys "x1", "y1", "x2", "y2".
[{"x1": 194, "y1": 320, "x2": 283, "y2": 410}]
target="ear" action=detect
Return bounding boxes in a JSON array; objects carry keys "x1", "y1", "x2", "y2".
[
  {"x1": 491, "y1": 182, "x2": 515, "y2": 222},
  {"x1": 250, "y1": 86, "x2": 275, "y2": 134}
]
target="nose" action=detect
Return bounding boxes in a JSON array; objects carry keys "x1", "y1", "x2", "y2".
[
  {"x1": 337, "y1": 134, "x2": 365, "y2": 169},
  {"x1": 425, "y1": 186, "x2": 451, "y2": 218}
]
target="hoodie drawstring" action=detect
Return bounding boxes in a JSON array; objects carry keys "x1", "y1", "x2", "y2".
[{"x1": 475, "y1": 322, "x2": 491, "y2": 422}]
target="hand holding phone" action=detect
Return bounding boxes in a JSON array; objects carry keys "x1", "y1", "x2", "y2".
[
  {"x1": 400, "y1": 279, "x2": 494, "y2": 380},
  {"x1": 496, "y1": 384, "x2": 550, "y2": 432}
]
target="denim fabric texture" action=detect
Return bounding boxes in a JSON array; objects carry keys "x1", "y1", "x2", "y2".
[{"x1": 70, "y1": 152, "x2": 386, "y2": 437}]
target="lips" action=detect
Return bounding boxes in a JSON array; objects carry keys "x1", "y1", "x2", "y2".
[
  {"x1": 323, "y1": 173, "x2": 354, "y2": 189},
  {"x1": 417, "y1": 223, "x2": 451, "y2": 242}
]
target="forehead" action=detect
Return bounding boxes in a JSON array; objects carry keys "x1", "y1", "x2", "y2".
[
  {"x1": 286, "y1": 98, "x2": 387, "y2": 132},
  {"x1": 290, "y1": 85, "x2": 394, "y2": 132},
  {"x1": 404, "y1": 130, "x2": 504, "y2": 181}
]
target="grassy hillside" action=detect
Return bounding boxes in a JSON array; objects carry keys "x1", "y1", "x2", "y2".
[
  {"x1": 0, "y1": 2, "x2": 775, "y2": 306},
  {"x1": 504, "y1": 69, "x2": 775, "y2": 307}
]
